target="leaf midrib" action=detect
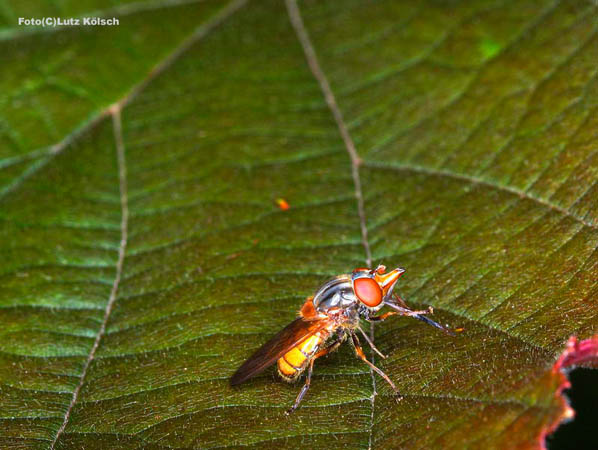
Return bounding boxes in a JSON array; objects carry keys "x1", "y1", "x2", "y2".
[
  {"x1": 281, "y1": 1, "x2": 590, "y2": 449},
  {"x1": 284, "y1": 1, "x2": 381, "y2": 449}
]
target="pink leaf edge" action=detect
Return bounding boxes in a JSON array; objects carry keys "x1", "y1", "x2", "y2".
[{"x1": 539, "y1": 335, "x2": 598, "y2": 450}]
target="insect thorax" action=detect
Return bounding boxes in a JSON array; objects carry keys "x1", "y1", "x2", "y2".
[{"x1": 312, "y1": 275, "x2": 357, "y2": 312}]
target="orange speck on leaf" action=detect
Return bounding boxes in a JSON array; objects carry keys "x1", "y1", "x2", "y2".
[
  {"x1": 455, "y1": 327, "x2": 465, "y2": 333},
  {"x1": 276, "y1": 198, "x2": 290, "y2": 210}
]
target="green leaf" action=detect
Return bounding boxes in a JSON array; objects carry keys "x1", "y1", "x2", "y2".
[{"x1": 1, "y1": 0, "x2": 597, "y2": 448}]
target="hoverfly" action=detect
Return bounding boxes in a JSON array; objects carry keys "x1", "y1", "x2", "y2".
[{"x1": 230, "y1": 265, "x2": 453, "y2": 413}]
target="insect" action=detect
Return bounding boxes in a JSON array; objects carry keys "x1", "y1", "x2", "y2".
[{"x1": 230, "y1": 265, "x2": 454, "y2": 413}]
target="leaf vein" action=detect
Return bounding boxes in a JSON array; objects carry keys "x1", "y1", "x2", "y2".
[{"x1": 50, "y1": 108, "x2": 129, "y2": 449}]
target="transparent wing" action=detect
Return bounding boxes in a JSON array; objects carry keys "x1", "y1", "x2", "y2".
[{"x1": 230, "y1": 317, "x2": 331, "y2": 385}]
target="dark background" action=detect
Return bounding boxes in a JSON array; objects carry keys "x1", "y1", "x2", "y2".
[{"x1": 548, "y1": 368, "x2": 598, "y2": 450}]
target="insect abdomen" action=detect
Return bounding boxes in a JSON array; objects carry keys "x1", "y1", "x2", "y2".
[{"x1": 277, "y1": 334, "x2": 323, "y2": 381}]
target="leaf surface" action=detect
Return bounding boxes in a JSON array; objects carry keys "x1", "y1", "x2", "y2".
[{"x1": 1, "y1": 0, "x2": 597, "y2": 448}]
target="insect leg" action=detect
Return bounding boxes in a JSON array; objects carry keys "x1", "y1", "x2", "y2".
[
  {"x1": 350, "y1": 332, "x2": 402, "y2": 399},
  {"x1": 285, "y1": 336, "x2": 343, "y2": 415},
  {"x1": 392, "y1": 294, "x2": 408, "y2": 308},
  {"x1": 386, "y1": 303, "x2": 434, "y2": 317},
  {"x1": 286, "y1": 357, "x2": 315, "y2": 415},
  {"x1": 356, "y1": 325, "x2": 386, "y2": 359},
  {"x1": 366, "y1": 311, "x2": 399, "y2": 322},
  {"x1": 383, "y1": 302, "x2": 455, "y2": 335}
]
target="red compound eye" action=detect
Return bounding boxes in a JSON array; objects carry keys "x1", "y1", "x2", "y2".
[{"x1": 354, "y1": 277, "x2": 383, "y2": 307}]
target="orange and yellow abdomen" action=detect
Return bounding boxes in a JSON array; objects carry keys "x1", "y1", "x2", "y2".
[{"x1": 277, "y1": 334, "x2": 323, "y2": 380}]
